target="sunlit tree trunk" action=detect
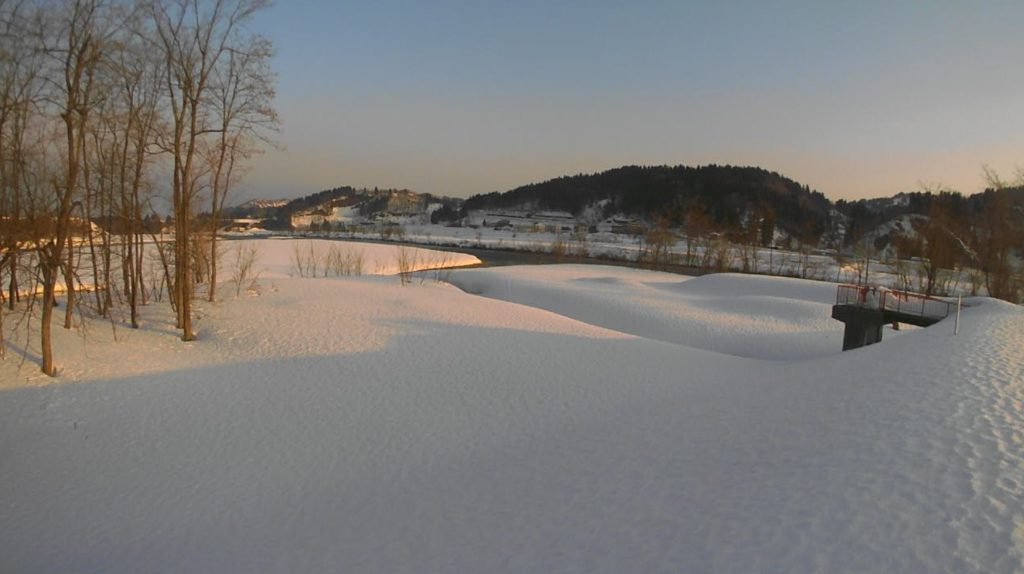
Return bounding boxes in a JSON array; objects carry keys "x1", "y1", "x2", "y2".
[{"x1": 38, "y1": 0, "x2": 104, "y2": 375}]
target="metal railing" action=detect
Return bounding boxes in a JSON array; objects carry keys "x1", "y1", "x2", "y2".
[{"x1": 835, "y1": 284, "x2": 952, "y2": 320}]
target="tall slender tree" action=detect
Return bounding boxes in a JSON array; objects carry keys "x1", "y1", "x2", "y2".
[
  {"x1": 35, "y1": 0, "x2": 107, "y2": 374},
  {"x1": 149, "y1": 0, "x2": 270, "y2": 340},
  {"x1": 109, "y1": 13, "x2": 162, "y2": 327},
  {"x1": 204, "y1": 30, "x2": 276, "y2": 301}
]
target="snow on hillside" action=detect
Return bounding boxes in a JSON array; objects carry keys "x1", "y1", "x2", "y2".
[
  {"x1": 1, "y1": 241, "x2": 1022, "y2": 573},
  {"x1": 236, "y1": 198, "x2": 289, "y2": 209}
]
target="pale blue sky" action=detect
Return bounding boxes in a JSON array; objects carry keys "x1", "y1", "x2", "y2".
[{"x1": 241, "y1": 0, "x2": 1024, "y2": 202}]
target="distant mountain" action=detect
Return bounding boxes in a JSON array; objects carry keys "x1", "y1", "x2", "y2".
[{"x1": 458, "y1": 164, "x2": 832, "y2": 243}]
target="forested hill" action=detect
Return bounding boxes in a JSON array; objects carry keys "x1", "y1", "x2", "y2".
[
  {"x1": 228, "y1": 165, "x2": 1021, "y2": 261},
  {"x1": 461, "y1": 164, "x2": 832, "y2": 238}
]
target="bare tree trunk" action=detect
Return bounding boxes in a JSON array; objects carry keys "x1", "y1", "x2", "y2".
[
  {"x1": 40, "y1": 0, "x2": 103, "y2": 374},
  {"x1": 0, "y1": 280, "x2": 4, "y2": 358},
  {"x1": 41, "y1": 267, "x2": 56, "y2": 375},
  {"x1": 135, "y1": 211, "x2": 146, "y2": 307},
  {"x1": 209, "y1": 228, "x2": 219, "y2": 300},
  {"x1": 84, "y1": 154, "x2": 105, "y2": 316},
  {"x1": 6, "y1": 255, "x2": 15, "y2": 310},
  {"x1": 152, "y1": 0, "x2": 276, "y2": 339},
  {"x1": 63, "y1": 230, "x2": 75, "y2": 329}
]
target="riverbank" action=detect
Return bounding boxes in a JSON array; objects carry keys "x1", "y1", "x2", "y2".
[{"x1": 224, "y1": 232, "x2": 705, "y2": 276}]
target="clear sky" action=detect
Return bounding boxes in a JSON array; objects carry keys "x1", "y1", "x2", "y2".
[{"x1": 240, "y1": 0, "x2": 1024, "y2": 203}]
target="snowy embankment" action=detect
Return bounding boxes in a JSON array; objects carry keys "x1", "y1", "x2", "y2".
[
  {"x1": 448, "y1": 266, "x2": 843, "y2": 360},
  {"x1": 274, "y1": 223, "x2": 938, "y2": 291},
  {"x1": 232, "y1": 236, "x2": 481, "y2": 278},
  {"x1": 1, "y1": 241, "x2": 1022, "y2": 573}
]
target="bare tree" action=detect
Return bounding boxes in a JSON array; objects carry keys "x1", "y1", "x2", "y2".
[
  {"x1": 0, "y1": 0, "x2": 43, "y2": 323},
  {"x1": 0, "y1": 0, "x2": 274, "y2": 374},
  {"x1": 976, "y1": 166, "x2": 1021, "y2": 301},
  {"x1": 108, "y1": 13, "x2": 163, "y2": 327},
  {"x1": 683, "y1": 202, "x2": 713, "y2": 270},
  {"x1": 32, "y1": 0, "x2": 107, "y2": 375},
  {"x1": 795, "y1": 220, "x2": 822, "y2": 279},
  {"x1": 642, "y1": 214, "x2": 674, "y2": 269},
  {"x1": 149, "y1": 0, "x2": 270, "y2": 339},
  {"x1": 203, "y1": 30, "x2": 276, "y2": 301},
  {"x1": 917, "y1": 189, "x2": 965, "y2": 296},
  {"x1": 0, "y1": 0, "x2": 41, "y2": 353}
]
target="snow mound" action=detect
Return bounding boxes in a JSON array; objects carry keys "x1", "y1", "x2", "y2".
[
  {"x1": 664, "y1": 271, "x2": 837, "y2": 302},
  {"x1": 448, "y1": 265, "x2": 844, "y2": 360}
]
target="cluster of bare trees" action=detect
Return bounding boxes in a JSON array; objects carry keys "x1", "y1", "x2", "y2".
[
  {"x1": 888, "y1": 174, "x2": 1024, "y2": 301},
  {"x1": 638, "y1": 185, "x2": 1022, "y2": 299},
  {"x1": 973, "y1": 168, "x2": 1023, "y2": 302},
  {"x1": 0, "y1": 0, "x2": 276, "y2": 375}
]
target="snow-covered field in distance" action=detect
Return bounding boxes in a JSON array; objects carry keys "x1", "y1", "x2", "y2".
[
  {"x1": 240, "y1": 236, "x2": 481, "y2": 279},
  {"x1": 266, "y1": 222, "x2": 963, "y2": 292},
  {"x1": 1, "y1": 239, "x2": 1022, "y2": 573}
]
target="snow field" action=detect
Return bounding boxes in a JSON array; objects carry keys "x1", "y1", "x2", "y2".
[{"x1": 1, "y1": 240, "x2": 1022, "y2": 573}]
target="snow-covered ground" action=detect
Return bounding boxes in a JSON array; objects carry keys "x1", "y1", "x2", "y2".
[{"x1": 1, "y1": 240, "x2": 1022, "y2": 573}]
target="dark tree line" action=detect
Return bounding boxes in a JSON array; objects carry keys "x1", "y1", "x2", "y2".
[{"x1": 460, "y1": 164, "x2": 832, "y2": 240}]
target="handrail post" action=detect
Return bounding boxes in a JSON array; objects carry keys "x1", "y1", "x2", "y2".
[{"x1": 954, "y1": 295, "x2": 962, "y2": 335}]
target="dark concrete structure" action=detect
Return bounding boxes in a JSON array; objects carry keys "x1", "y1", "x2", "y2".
[
  {"x1": 831, "y1": 285, "x2": 953, "y2": 351},
  {"x1": 831, "y1": 305, "x2": 885, "y2": 350}
]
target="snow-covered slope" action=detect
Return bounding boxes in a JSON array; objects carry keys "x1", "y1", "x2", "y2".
[
  {"x1": 236, "y1": 237, "x2": 480, "y2": 278},
  {"x1": 1, "y1": 248, "x2": 1022, "y2": 573},
  {"x1": 449, "y1": 267, "x2": 843, "y2": 360}
]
